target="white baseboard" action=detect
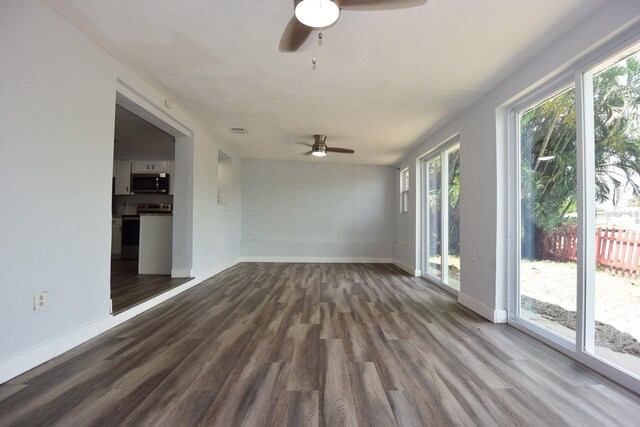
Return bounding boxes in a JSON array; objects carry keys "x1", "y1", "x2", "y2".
[
  {"x1": 458, "y1": 292, "x2": 507, "y2": 324},
  {"x1": 171, "y1": 268, "x2": 194, "y2": 278},
  {"x1": 392, "y1": 259, "x2": 421, "y2": 277},
  {"x1": 238, "y1": 256, "x2": 392, "y2": 264},
  {"x1": 0, "y1": 258, "x2": 240, "y2": 384}
]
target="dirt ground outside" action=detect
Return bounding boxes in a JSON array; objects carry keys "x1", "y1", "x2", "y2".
[
  {"x1": 520, "y1": 260, "x2": 640, "y2": 342},
  {"x1": 427, "y1": 256, "x2": 640, "y2": 354}
]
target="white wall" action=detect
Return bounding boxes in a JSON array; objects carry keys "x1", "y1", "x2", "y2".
[
  {"x1": 241, "y1": 159, "x2": 395, "y2": 261},
  {"x1": 217, "y1": 153, "x2": 232, "y2": 207},
  {"x1": 0, "y1": 0, "x2": 241, "y2": 380},
  {"x1": 394, "y1": 0, "x2": 640, "y2": 322}
]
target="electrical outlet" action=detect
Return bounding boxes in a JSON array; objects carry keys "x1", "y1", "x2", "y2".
[{"x1": 34, "y1": 291, "x2": 47, "y2": 310}]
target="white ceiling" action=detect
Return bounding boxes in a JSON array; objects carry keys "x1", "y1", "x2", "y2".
[{"x1": 48, "y1": 0, "x2": 604, "y2": 165}]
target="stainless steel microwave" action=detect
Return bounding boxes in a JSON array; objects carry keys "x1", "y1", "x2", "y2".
[{"x1": 131, "y1": 173, "x2": 170, "y2": 194}]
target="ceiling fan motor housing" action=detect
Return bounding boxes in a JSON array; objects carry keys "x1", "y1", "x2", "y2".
[{"x1": 312, "y1": 134, "x2": 328, "y2": 155}]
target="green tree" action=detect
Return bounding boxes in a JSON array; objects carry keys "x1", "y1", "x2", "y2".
[
  {"x1": 593, "y1": 57, "x2": 640, "y2": 205},
  {"x1": 521, "y1": 88, "x2": 577, "y2": 232},
  {"x1": 522, "y1": 54, "x2": 640, "y2": 233}
]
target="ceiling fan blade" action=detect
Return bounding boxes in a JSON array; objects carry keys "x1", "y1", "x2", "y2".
[
  {"x1": 327, "y1": 147, "x2": 355, "y2": 154},
  {"x1": 279, "y1": 16, "x2": 312, "y2": 52},
  {"x1": 303, "y1": 150, "x2": 313, "y2": 155},
  {"x1": 340, "y1": 0, "x2": 427, "y2": 11},
  {"x1": 295, "y1": 141, "x2": 313, "y2": 148}
]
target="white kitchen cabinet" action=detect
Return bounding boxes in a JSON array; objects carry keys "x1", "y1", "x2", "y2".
[
  {"x1": 133, "y1": 161, "x2": 168, "y2": 173},
  {"x1": 113, "y1": 160, "x2": 132, "y2": 195},
  {"x1": 111, "y1": 217, "x2": 122, "y2": 256}
]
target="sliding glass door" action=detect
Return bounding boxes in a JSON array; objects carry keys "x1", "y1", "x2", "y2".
[
  {"x1": 516, "y1": 85, "x2": 578, "y2": 343},
  {"x1": 588, "y1": 50, "x2": 640, "y2": 378},
  {"x1": 511, "y1": 40, "x2": 640, "y2": 391},
  {"x1": 423, "y1": 141, "x2": 461, "y2": 292},
  {"x1": 426, "y1": 156, "x2": 442, "y2": 280}
]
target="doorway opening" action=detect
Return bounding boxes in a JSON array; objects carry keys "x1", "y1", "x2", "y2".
[{"x1": 110, "y1": 85, "x2": 194, "y2": 314}]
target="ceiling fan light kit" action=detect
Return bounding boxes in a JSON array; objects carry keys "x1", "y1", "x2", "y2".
[
  {"x1": 312, "y1": 144, "x2": 328, "y2": 157},
  {"x1": 280, "y1": 0, "x2": 427, "y2": 53},
  {"x1": 295, "y1": 0, "x2": 340, "y2": 28}
]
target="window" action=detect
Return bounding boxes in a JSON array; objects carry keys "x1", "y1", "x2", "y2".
[
  {"x1": 400, "y1": 167, "x2": 409, "y2": 213},
  {"x1": 422, "y1": 140, "x2": 461, "y2": 291},
  {"x1": 509, "y1": 39, "x2": 640, "y2": 392}
]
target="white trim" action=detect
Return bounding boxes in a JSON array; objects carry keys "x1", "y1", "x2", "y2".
[
  {"x1": 458, "y1": 292, "x2": 507, "y2": 323},
  {"x1": 392, "y1": 259, "x2": 421, "y2": 276},
  {"x1": 171, "y1": 268, "x2": 194, "y2": 278},
  {"x1": 414, "y1": 157, "x2": 423, "y2": 275},
  {"x1": 440, "y1": 149, "x2": 449, "y2": 285},
  {"x1": 576, "y1": 68, "x2": 596, "y2": 354},
  {"x1": 0, "y1": 258, "x2": 240, "y2": 384},
  {"x1": 116, "y1": 79, "x2": 191, "y2": 137},
  {"x1": 238, "y1": 257, "x2": 392, "y2": 264},
  {"x1": 416, "y1": 132, "x2": 461, "y2": 160}
]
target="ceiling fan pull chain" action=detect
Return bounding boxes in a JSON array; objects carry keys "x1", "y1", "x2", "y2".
[
  {"x1": 312, "y1": 30, "x2": 318, "y2": 68},
  {"x1": 313, "y1": 31, "x2": 324, "y2": 68}
]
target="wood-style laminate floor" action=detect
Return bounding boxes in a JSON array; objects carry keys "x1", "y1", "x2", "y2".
[
  {"x1": 1, "y1": 263, "x2": 639, "y2": 426},
  {"x1": 110, "y1": 259, "x2": 191, "y2": 313}
]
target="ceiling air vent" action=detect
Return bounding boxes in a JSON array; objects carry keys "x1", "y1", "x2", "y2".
[{"x1": 230, "y1": 128, "x2": 249, "y2": 135}]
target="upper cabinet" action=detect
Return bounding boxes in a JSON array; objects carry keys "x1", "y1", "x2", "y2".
[
  {"x1": 113, "y1": 160, "x2": 132, "y2": 195},
  {"x1": 133, "y1": 161, "x2": 169, "y2": 174}
]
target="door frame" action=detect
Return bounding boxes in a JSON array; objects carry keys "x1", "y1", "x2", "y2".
[
  {"x1": 506, "y1": 26, "x2": 640, "y2": 394},
  {"x1": 421, "y1": 136, "x2": 461, "y2": 295},
  {"x1": 112, "y1": 79, "x2": 195, "y2": 309}
]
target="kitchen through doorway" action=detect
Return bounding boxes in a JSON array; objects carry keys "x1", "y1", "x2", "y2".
[{"x1": 110, "y1": 103, "x2": 189, "y2": 313}]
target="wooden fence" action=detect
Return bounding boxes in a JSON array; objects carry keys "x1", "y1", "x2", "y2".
[
  {"x1": 595, "y1": 228, "x2": 640, "y2": 276},
  {"x1": 540, "y1": 227, "x2": 640, "y2": 276}
]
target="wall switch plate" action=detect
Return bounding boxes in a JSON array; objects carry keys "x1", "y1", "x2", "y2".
[{"x1": 34, "y1": 291, "x2": 47, "y2": 310}]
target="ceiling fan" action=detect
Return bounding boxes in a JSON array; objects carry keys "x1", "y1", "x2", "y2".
[
  {"x1": 280, "y1": 0, "x2": 428, "y2": 52},
  {"x1": 298, "y1": 134, "x2": 355, "y2": 157}
]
